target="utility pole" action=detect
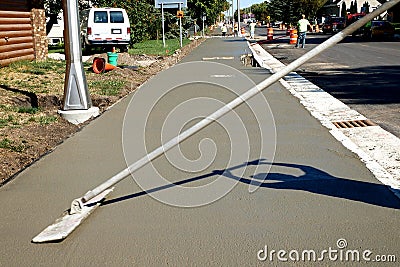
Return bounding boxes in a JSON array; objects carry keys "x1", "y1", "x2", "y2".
[
  {"x1": 231, "y1": 0, "x2": 235, "y2": 31},
  {"x1": 237, "y1": 0, "x2": 241, "y2": 36}
]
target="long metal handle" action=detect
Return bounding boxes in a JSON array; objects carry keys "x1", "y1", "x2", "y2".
[{"x1": 80, "y1": 0, "x2": 400, "y2": 205}]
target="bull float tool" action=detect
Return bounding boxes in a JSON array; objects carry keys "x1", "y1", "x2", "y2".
[{"x1": 32, "y1": 0, "x2": 400, "y2": 243}]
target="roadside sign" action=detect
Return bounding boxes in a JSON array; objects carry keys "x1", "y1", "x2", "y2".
[
  {"x1": 154, "y1": 0, "x2": 187, "y2": 9},
  {"x1": 177, "y1": 10, "x2": 184, "y2": 18},
  {"x1": 155, "y1": 0, "x2": 186, "y2": 48}
]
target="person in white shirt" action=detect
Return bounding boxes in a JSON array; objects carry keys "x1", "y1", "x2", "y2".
[
  {"x1": 249, "y1": 21, "x2": 257, "y2": 39},
  {"x1": 221, "y1": 24, "x2": 228, "y2": 37},
  {"x1": 295, "y1": 14, "x2": 312, "y2": 48}
]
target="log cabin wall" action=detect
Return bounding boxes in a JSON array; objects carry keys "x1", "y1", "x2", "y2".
[{"x1": 0, "y1": 0, "x2": 48, "y2": 66}]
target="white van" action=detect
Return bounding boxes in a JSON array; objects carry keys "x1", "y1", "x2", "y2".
[{"x1": 80, "y1": 8, "x2": 131, "y2": 52}]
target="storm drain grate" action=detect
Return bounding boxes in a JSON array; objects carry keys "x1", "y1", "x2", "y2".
[{"x1": 333, "y1": 120, "x2": 376, "y2": 129}]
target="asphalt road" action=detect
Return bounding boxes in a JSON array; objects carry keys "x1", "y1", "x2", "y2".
[
  {"x1": 1, "y1": 37, "x2": 399, "y2": 266},
  {"x1": 257, "y1": 27, "x2": 400, "y2": 138}
]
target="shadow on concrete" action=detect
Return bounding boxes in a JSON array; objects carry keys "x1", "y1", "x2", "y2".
[
  {"x1": 222, "y1": 38, "x2": 248, "y2": 43},
  {"x1": 225, "y1": 160, "x2": 400, "y2": 209},
  {"x1": 102, "y1": 159, "x2": 400, "y2": 209}
]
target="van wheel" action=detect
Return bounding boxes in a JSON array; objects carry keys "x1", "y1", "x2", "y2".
[
  {"x1": 81, "y1": 39, "x2": 86, "y2": 53},
  {"x1": 119, "y1": 45, "x2": 128, "y2": 53},
  {"x1": 82, "y1": 44, "x2": 92, "y2": 55}
]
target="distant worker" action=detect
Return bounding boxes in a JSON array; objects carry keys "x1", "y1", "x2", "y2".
[
  {"x1": 249, "y1": 20, "x2": 257, "y2": 39},
  {"x1": 221, "y1": 23, "x2": 228, "y2": 37},
  {"x1": 295, "y1": 14, "x2": 312, "y2": 48},
  {"x1": 234, "y1": 22, "x2": 239, "y2": 37}
]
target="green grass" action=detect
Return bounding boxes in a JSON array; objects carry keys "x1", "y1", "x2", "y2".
[
  {"x1": 391, "y1": 23, "x2": 400, "y2": 34},
  {"x1": 129, "y1": 38, "x2": 191, "y2": 56},
  {"x1": 38, "y1": 115, "x2": 58, "y2": 125},
  {"x1": 0, "y1": 138, "x2": 27, "y2": 152},
  {"x1": 391, "y1": 22, "x2": 400, "y2": 28},
  {"x1": 17, "y1": 107, "x2": 40, "y2": 114},
  {"x1": 8, "y1": 59, "x2": 65, "y2": 74},
  {"x1": 48, "y1": 43, "x2": 65, "y2": 54},
  {"x1": 0, "y1": 105, "x2": 17, "y2": 112},
  {"x1": 88, "y1": 80, "x2": 126, "y2": 96},
  {"x1": 47, "y1": 38, "x2": 193, "y2": 56},
  {"x1": 25, "y1": 115, "x2": 57, "y2": 125},
  {"x1": 0, "y1": 118, "x2": 8, "y2": 128},
  {"x1": 0, "y1": 115, "x2": 20, "y2": 127}
]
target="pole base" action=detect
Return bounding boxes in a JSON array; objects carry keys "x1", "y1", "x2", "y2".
[{"x1": 58, "y1": 107, "x2": 100, "y2": 125}]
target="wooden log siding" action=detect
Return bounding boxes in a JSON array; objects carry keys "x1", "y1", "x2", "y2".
[
  {"x1": 0, "y1": 9, "x2": 34, "y2": 66},
  {"x1": 0, "y1": 0, "x2": 30, "y2": 12},
  {"x1": 0, "y1": 0, "x2": 47, "y2": 66}
]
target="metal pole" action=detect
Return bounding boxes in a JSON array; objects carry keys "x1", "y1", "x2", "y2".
[
  {"x1": 58, "y1": 0, "x2": 99, "y2": 125},
  {"x1": 237, "y1": 0, "x2": 240, "y2": 36},
  {"x1": 231, "y1": 0, "x2": 234, "y2": 31},
  {"x1": 62, "y1": 0, "x2": 91, "y2": 110},
  {"x1": 161, "y1": 3, "x2": 165, "y2": 48},
  {"x1": 179, "y1": 3, "x2": 182, "y2": 47},
  {"x1": 202, "y1": 15, "x2": 205, "y2": 37},
  {"x1": 75, "y1": 0, "x2": 400, "y2": 207}
]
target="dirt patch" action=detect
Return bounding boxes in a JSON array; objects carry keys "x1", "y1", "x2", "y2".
[{"x1": 0, "y1": 38, "x2": 205, "y2": 185}]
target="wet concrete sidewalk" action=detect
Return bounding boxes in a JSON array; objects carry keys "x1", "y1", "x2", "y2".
[{"x1": 0, "y1": 37, "x2": 399, "y2": 266}]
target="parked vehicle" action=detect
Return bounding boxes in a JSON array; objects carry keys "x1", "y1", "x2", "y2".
[
  {"x1": 80, "y1": 7, "x2": 131, "y2": 53},
  {"x1": 347, "y1": 13, "x2": 366, "y2": 36},
  {"x1": 271, "y1": 21, "x2": 282, "y2": 28},
  {"x1": 322, "y1": 16, "x2": 346, "y2": 34},
  {"x1": 362, "y1": 20, "x2": 395, "y2": 40}
]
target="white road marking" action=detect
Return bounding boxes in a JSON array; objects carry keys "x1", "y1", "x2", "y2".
[
  {"x1": 202, "y1": 57, "x2": 235, "y2": 60},
  {"x1": 210, "y1": 74, "x2": 235, "y2": 78}
]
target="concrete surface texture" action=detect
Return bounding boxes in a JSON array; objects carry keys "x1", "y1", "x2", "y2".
[{"x1": 0, "y1": 37, "x2": 399, "y2": 266}]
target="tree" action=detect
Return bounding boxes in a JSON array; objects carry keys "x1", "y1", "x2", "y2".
[
  {"x1": 341, "y1": 2, "x2": 347, "y2": 17},
  {"x1": 267, "y1": 0, "x2": 296, "y2": 25},
  {"x1": 44, "y1": 0, "x2": 229, "y2": 43},
  {"x1": 188, "y1": 0, "x2": 229, "y2": 25},
  {"x1": 251, "y1": 2, "x2": 269, "y2": 22},
  {"x1": 267, "y1": 0, "x2": 325, "y2": 25},
  {"x1": 43, "y1": 0, "x2": 90, "y2": 35}
]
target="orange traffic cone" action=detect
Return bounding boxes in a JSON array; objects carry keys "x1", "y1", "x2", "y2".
[
  {"x1": 267, "y1": 27, "x2": 273, "y2": 40},
  {"x1": 315, "y1": 24, "x2": 320, "y2": 33},
  {"x1": 92, "y1": 57, "x2": 116, "y2": 74},
  {"x1": 289, "y1": 29, "x2": 298, "y2": 44}
]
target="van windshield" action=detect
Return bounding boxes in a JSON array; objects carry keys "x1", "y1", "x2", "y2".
[
  {"x1": 110, "y1": 11, "x2": 124, "y2": 23},
  {"x1": 94, "y1": 11, "x2": 108, "y2": 23}
]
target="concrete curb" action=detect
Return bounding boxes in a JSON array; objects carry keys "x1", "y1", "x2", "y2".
[{"x1": 248, "y1": 41, "x2": 400, "y2": 199}]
